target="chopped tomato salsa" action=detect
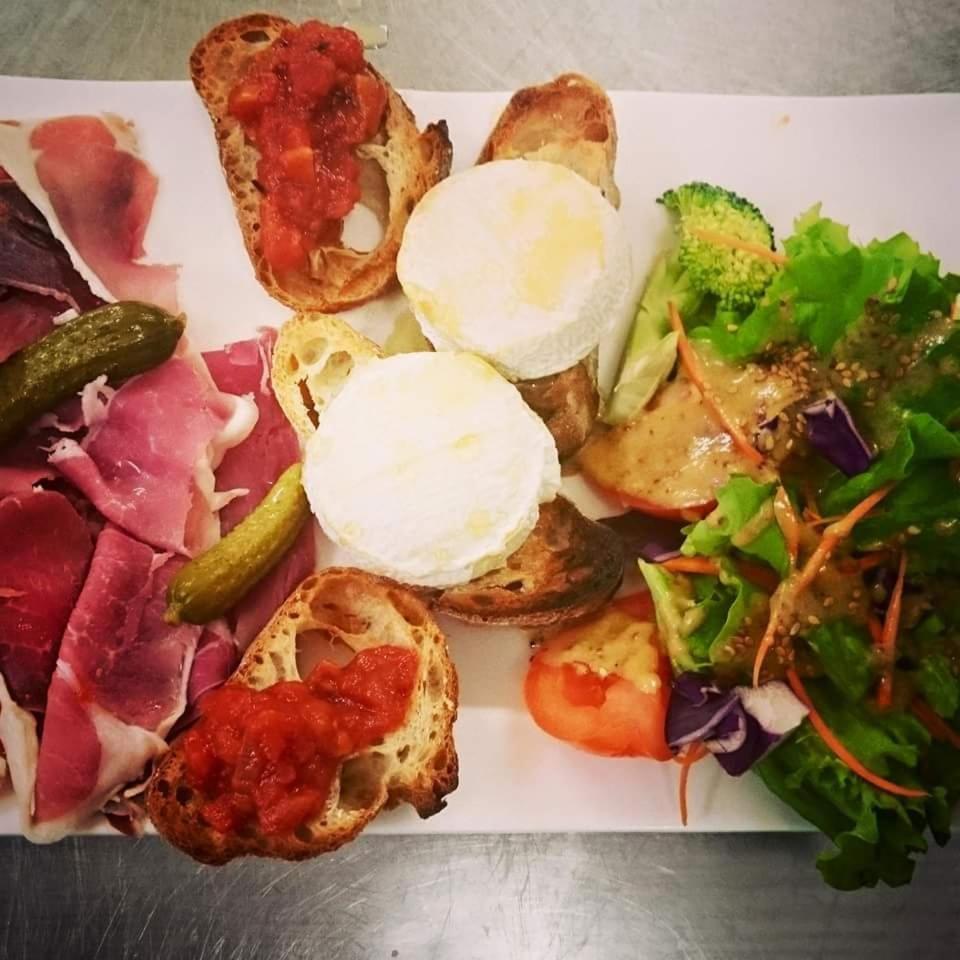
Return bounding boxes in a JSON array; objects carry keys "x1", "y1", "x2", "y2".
[
  {"x1": 183, "y1": 645, "x2": 417, "y2": 836},
  {"x1": 227, "y1": 21, "x2": 387, "y2": 273}
]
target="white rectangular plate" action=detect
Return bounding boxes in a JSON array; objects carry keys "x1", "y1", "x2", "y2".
[{"x1": 1, "y1": 77, "x2": 958, "y2": 836}]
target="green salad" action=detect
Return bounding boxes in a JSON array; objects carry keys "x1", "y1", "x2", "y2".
[{"x1": 595, "y1": 182, "x2": 960, "y2": 890}]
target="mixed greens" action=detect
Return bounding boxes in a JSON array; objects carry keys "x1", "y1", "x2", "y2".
[{"x1": 611, "y1": 182, "x2": 960, "y2": 889}]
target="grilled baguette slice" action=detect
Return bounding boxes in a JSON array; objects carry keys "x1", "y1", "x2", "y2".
[
  {"x1": 431, "y1": 497, "x2": 622, "y2": 626},
  {"x1": 272, "y1": 311, "x2": 381, "y2": 439},
  {"x1": 147, "y1": 569, "x2": 458, "y2": 865},
  {"x1": 190, "y1": 14, "x2": 452, "y2": 312},
  {"x1": 478, "y1": 72, "x2": 620, "y2": 208},
  {"x1": 477, "y1": 73, "x2": 620, "y2": 458}
]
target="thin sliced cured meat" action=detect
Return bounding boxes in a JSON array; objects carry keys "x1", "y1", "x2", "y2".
[
  {"x1": 32, "y1": 526, "x2": 201, "y2": 838},
  {"x1": 24, "y1": 116, "x2": 179, "y2": 312},
  {"x1": 0, "y1": 490, "x2": 93, "y2": 712},
  {"x1": 0, "y1": 427, "x2": 57, "y2": 495},
  {"x1": 0, "y1": 290, "x2": 61, "y2": 363},
  {"x1": 0, "y1": 174, "x2": 101, "y2": 313},
  {"x1": 204, "y1": 330, "x2": 315, "y2": 648},
  {"x1": 49, "y1": 348, "x2": 258, "y2": 556}
]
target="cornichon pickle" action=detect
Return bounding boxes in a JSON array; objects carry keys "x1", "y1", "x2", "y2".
[
  {"x1": 0, "y1": 301, "x2": 184, "y2": 448},
  {"x1": 166, "y1": 463, "x2": 311, "y2": 625}
]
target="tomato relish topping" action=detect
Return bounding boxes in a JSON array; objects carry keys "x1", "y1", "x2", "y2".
[
  {"x1": 183, "y1": 645, "x2": 418, "y2": 836},
  {"x1": 227, "y1": 21, "x2": 387, "y2": 274}
]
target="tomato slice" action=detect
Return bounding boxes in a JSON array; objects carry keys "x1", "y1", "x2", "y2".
[{"x1": 524, "y1": 595, "x2": 672, "y2": 760}]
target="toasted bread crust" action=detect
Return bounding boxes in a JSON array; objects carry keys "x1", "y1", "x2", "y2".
[
  {"x1": 430, "y1": 497, "x2": 623, "y2": 626},
  {"x1": 271, "y1": 311, "x2": 382, "y2": 439},
  {"x1": 478, "y1": 72, "x2": 620, "y2": 208},
  {"x1": 515, "y1": 349, "x2": 599, "y2": 460},
  {"x1": 147, "y1": 569, "x2": 458, "y2": 865},
  {"x1": 190, "y1": 15, "x2": 452, "y2": 313}
]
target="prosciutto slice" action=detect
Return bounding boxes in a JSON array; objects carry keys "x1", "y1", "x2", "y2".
[
  {"x1": 31, "y1": 526, "x2": 200, "y2": 839},
  {"x1": 0, "y1": 490, "x2": 93, "y2": 712},
  {"x1": 0, "y1": 174, "x2": 101, "y2": 313},
  {"x1": 0, "y1": 172, "x2": 102, "y2": 360},
  {"x1": 26, "y1": 117, "x2": 179, "y2": 312},
  {"x1": 49, "y1": 348, "x2": 257, "y2": 556},
  {"x1": 204, "y1": 331, "x2": 314, "y2": 648}
]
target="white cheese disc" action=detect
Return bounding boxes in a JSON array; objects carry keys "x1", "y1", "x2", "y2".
[
  {"x1": 396, "y1": 159, "x2": 633, "y2": 380},
  {"x1": 303, "y1": 352, "x2": 561, "y2": 588}
]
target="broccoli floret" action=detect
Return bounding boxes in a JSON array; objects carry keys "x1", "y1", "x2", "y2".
[{"x1": 658, "y1": 181, "x2": 778, "y2": 311}]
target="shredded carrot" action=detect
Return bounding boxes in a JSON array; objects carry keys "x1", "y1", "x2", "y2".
[
  {"x1": 773, "y1": 486, "x2": 800, "y2": 565},
  {"x1": 668, "y1": 302, "x2": 765, "y2": 468},
  {"x1": 661, "y1": 556, "x2": 720, "y2": 576},
  {"x1": 793, "y1": 485, "x2": 893, "y2": 595},
  {"x1": 867, "y1": 615, "x2": 884, "y2": 646},
  {"x1": 841, "y1": 551, "x2": 891, "y2": 574},
  {"x1": 786, "y1": 668, "x2": 927, "y2": 798},
  {"x1": 753, "y1": 486, "x2": 894, "y2": 686},
  {"x1": 751, "y1": 593, "x2": 783, "y2": 688},
  {"x1": 677, "y1": 742, "x2": 709, "y2": 827},
  {"x1": 911, "y1": 698, "x2": 960, "y2": 750},
  {"x1": 688, "y1": 227, "x2": 789, "y2": 266},
  {"x1": 876, "y1": 552, "x2": 908, "y2": 710},
  {"x1": 809, "y1": 515, "x2": 842, "y2": 530}
]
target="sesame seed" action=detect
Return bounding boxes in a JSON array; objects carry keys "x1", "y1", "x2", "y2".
[
  {"x1": 807, "y1": 615, "x2": 821, "y2": 626},
  {"x1": 790, "y1": 622, "x2": 801, "y2": 636},
  {"x1": 907, "y1": 525, "x2": 921, "y2": 535},
  {"x1": 823, "y1": 597, "x2": 835, "y2": 608}
]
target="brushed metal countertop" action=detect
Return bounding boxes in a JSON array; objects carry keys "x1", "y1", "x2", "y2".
[{"x1": 1, "y1": 2, "x2": 959, "y2": 957}]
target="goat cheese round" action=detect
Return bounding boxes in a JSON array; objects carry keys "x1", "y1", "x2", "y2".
[
  {"x1": 396, "y1": 159, "x2": 633, "y2": 380},
  {"x1": 303, "y1": 352, "x2": 561, "y2": 588}
]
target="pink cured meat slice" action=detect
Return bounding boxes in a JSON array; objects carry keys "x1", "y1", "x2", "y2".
[
  {"x1": 0, "y1": 291, "x2": 60, "y2": 363},
  {"x1": 48, "y1": 351, "x2": 257, "y2": 557},
  {"x1": 33, "y1": 526, "x2": 200, "y2": 829},
  {"x1": 29, "y1": 116, "x2": 179, "y2": 313},
  {"x1": 0, "y1": 490, "x2": 93, "y2": 711},
  {"x1": 203, "y1": 330, "x2": 314, "y2": 649}
]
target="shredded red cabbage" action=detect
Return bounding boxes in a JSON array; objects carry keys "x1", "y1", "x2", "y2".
[{"x1": 803, "y1": 395, "x2": 873, "y2": 476}]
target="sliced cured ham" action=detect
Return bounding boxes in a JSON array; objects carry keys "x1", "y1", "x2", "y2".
[
  {"x1": 31, "y1": 526, "x2": 201, "y2": 839},
  {"x1": 49, "y1": 348, "x2": 258, "y2": 556},
  {"x1": 0, "y1": 291, "x2": 61, "y2": 363},
  {"x1": 0, "y1": 174, "x2": 101, "y2": 313},
  {"x1": 204, "y1": 331, "x2": 315, "y2": 648},
  {"x1": 0, "y1": 172, "x2": 102, "y2": 360},
  {"x1": 0, "y1": 490, "x2": 93, "y2": 712},
  {"x1": 27, "y1": 116, "x2": 180, "y2": 312}
]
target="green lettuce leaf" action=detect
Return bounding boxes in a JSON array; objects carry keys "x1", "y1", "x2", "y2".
[
  {"x1": 916, "y1": 654, "x2": 960, "y2": 720},
  {"x1": 806, "y1": 620, "x2": 877, "y2": 703},
  {"x1": 605, "y1": 252, "x2": 701, "y2": 424},
  {"x1": 639, "y1": 559, "x2": 761, "y2": 673},
  {"x1": 681, "y1": 475, "x2": 790, "y2": 576},
  {"x1": 755, "y1": 679, "x2": 958, "y2": 890},
  {"x1": 702, "y1": 206, "x2": 959, "y2": 362}
]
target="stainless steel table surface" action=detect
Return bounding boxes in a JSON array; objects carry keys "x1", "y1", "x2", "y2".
[{"x1": 1, "y1": 1, "x2": 959, "y2": 958}]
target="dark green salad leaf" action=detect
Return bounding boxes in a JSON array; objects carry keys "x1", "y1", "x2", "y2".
[
  {"x1": 681, "y1": 476, "x2": 790, "y2": 576},
  {"x1": 755, "y1": 679, "x2": 959, "y2": 890},
  {"x1": 806, "y1": 620, "x2": 877, "y2": 703}
]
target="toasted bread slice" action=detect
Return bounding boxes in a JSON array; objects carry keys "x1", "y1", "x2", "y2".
[
  {"x1": 190, "y1": 15, "x2": 452, "y2": 313},
  {"x1": 272, "y1": 311, "x2": 381, "y2": 439},
  {"x1": 147, "y1": 569, "x2": 458, "y2": 865},
  {"x1": 478, "y1": 72, "x2": 620, "y2": 208},
  {"x1": 515, "y1": 349, "x2": 600, "y2": 460},
  {"x1": 430, "y1": 497, "x2": 623, "y2": 626},
  {"x1": 477, "y1": 73, "x2": 619, "y2": 457}
]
